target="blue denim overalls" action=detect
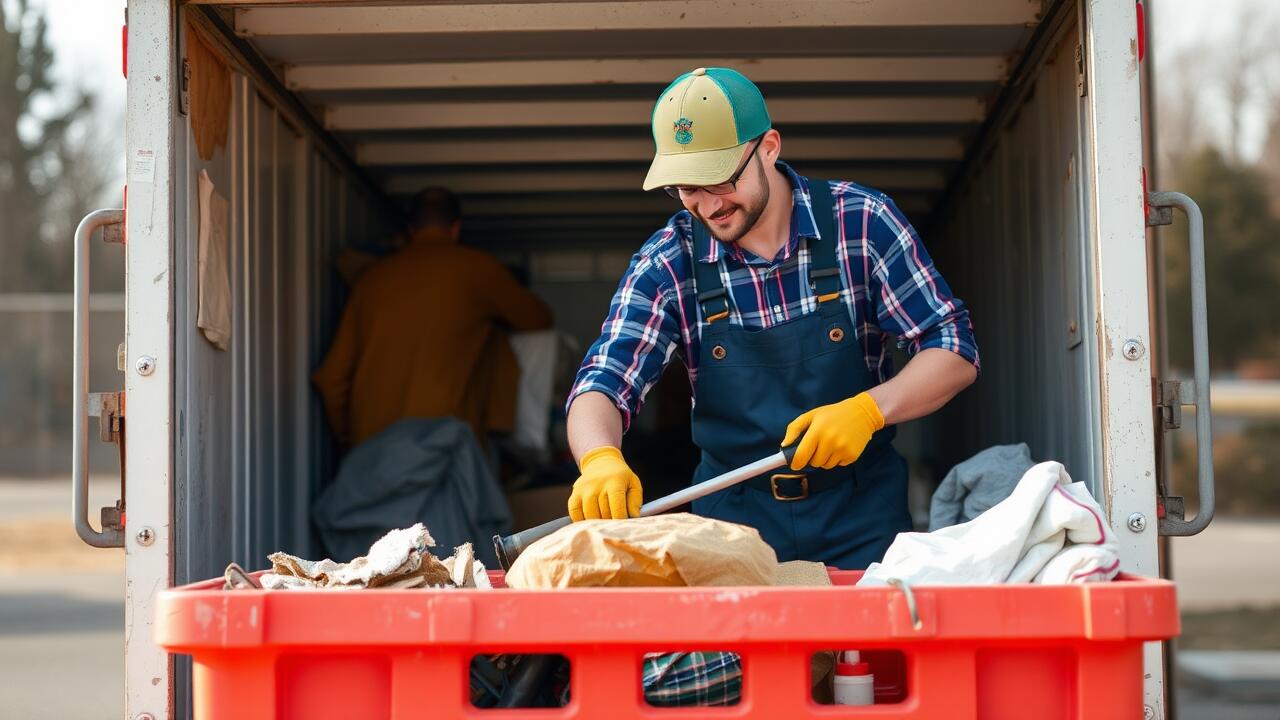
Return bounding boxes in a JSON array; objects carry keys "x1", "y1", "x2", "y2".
[{"x1": 687, "y1": 179, "x2": 912, "y2": 569}]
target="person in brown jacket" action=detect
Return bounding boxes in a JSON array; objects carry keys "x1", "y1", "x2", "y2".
[{"x1": 313, "y1": 187, "x2": 553, "y2": 452}]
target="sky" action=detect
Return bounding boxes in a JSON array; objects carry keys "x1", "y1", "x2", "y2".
[{"x1": 28, "y1": 0, "x2": 1280, "y2": 182}]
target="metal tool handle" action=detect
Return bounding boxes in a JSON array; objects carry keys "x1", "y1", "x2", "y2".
[
  {"x1": 73, "y1": 208, "x2": 126, "y2": 548},
  {"x1": 1148, "y1": 191, "x2": 1215, "y2": 536},
  {"x1": 494, "y1": 444, "x2": 799, "y2": 569}
]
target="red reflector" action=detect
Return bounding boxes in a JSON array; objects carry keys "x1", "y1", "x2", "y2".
[
  {"x1": 1142, "y1": 167, "x2": 1149, "y2": 219},
  {"x1": 122, "y1": 24, "x2": 128, "y2": 78},
  {"x1": 1136, "y1": 2, "x2": 1146, "y2": 63}
]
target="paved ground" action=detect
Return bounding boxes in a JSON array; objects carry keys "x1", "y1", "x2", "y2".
[
  {"x1": 1170, "y1": 516, "x2": 1280, "y2": 611},
  {"x1": 0, "y1": 571, "x2": 124, "y2": 720},
  {"x1": 1, "y1": 477, "x2": 1276, "y2": 719}
]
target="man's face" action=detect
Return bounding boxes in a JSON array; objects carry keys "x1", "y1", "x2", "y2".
[{"x1": 681, "y1": 150, "x2": 770, "y2": 245}]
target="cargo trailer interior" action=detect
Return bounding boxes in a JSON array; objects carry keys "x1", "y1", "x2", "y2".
[{"x1": 129, "y1": 0, "x2": 1164, "y2": 714}]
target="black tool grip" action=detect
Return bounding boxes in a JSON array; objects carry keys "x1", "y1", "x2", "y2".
[
  {"x1": 782, "y1": 442, "x2": 800, "y2": 468},
  {"x1": 781, "y1": 427, "x2": 808, "y2": 469},
  {"x1": 493, "y1": 515, "x2": 573, "y2": 570}
]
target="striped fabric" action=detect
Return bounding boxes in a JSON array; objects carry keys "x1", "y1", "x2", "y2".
[
  {"x1": 642, "y1": 651, "x2": 742, "y2": 707},
  {"x1": 569, "y1": 162, "x2": 979, "y2": 429}
]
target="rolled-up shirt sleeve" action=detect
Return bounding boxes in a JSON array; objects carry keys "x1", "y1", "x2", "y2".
[
  {"x1": 567, "y1": 249, "x2": 681, "y2": 431},
  {"x1": 867, "y1": 195, "x2": 980, "y2": 369}
]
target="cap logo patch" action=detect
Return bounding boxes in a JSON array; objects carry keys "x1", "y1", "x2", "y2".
[{"x1": 673, "y1": 117, "x2": 694, "y2": 145}]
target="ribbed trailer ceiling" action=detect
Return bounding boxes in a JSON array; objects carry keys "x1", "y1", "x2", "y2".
[{"x1": 201, "y1": 0, "x2": 1046, "y2": 237}]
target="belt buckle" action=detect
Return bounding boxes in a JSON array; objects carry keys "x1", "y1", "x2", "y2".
[{"x1": 770, "y1": 473, "x2": 809, "y2": 501}]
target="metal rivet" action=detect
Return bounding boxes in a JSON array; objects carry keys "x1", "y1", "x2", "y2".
[
  {"x1": 828, "y1": 327, "x2": 845, "y2": 343},
  {"x1": 1068, "y1": 321, "x2": 1078, "y2": 334},
  {"x1": 1127, "y1": 513, "x2": 1147, "y2": 533},
  {"x1": 136, "y1": 527, "x2": 155, "y2": 546},
  {"x1": 711, "y1": 345, "x2": 727, "y2": 360},
  {"x1": 135, "y1": 355, "x2": 157, "y2": 376},
  {"x1": 1143, "y1": 705, "x2": 1155, "y2": 720},
  {"x1": 136, "y1": 714, "x2": 156, "y2": 720},
  {"x1": 1122, "y1": 340, "x2": 1145, "y2": 361}
]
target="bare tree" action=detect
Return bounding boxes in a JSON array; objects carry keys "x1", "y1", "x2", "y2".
[
  {"x1": 1157, "y1": 44, "x2": 1209, "y2": 173},
  {"x1": 1218, "y1": 4, "x2": 1280, "y2": 164}
]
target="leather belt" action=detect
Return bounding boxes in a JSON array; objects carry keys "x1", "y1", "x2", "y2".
[{"x1": 745, "y1": 472, "x2": 849, "y2": 501}]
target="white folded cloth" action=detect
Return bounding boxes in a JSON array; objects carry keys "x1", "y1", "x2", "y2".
[{"x1": 859, "y1": 461, "x2": 1120, "y2": 586}]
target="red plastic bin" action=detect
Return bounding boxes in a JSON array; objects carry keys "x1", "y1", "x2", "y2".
[{"x1": 155, "y1": 570, "x2": 1178, "y2": 719}]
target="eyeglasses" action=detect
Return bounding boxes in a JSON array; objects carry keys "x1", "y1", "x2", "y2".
[{"x1": 663, "y1": 137, "x2": 764, "y2": 200}]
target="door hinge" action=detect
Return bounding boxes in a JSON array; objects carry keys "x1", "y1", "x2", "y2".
[
  {"x1": 1075, "y1": 43, "x2": 1088, "y2": 97},
  {"x1": 179, "y1": 57, "x2": 191, "y2": 116}
]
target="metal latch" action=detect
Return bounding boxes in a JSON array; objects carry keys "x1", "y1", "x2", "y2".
[
  {"x1": 88, "y1": 391, "x2": 124, "y2": 443},
  {"x1": 1155, "y1": 379, "x2": 1194, "y2": 430},
  {"x1": 1154, "y1": 379, "x2": 1195, "y2": 526},
  {"x1": 87, "y1": 391, "x2": 126, "y2": 534}
]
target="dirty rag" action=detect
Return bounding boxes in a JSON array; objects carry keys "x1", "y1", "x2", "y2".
[
  {"x1": 196, "y1": 170, "x2": 231, "y2": 350},
  {"x1": 929, "y1": 443, "x2": 1035, "y2": 531},
  {"x1": 260, "y1": 523, "x2": 452, "y2": 590},
  {"x1": 860, "y1": 461, "x2": 1120, "y2": 586}
]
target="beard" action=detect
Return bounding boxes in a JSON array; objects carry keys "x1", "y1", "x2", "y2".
[{"x1": 694, "y1": 164, "x2": 770, "y2": 245}]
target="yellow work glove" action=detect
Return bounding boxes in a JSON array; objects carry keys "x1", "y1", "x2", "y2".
[
  {"x1": 568, "y1": 446, "x2": 643, "y2": 522},
  {"x1": 781, "y1": 391, "x2": 885, "y2": 471}
]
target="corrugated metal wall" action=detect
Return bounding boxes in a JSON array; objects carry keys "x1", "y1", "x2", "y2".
[
  {"x1": 174, "y1": 69, "x2": 389, "y2": 590},
  {"x1": 925, "y1": 24, "x2": 1104, "y2": 489}
]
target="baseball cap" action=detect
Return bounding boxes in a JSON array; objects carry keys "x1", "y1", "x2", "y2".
[{"x1": 642, "y1": 67, "x2": 772, "y2": 191}]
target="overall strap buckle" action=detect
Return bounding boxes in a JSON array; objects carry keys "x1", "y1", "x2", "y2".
[
  {"x1": 804, "y1": 177, "x2": 843, "y2": 303},
  {"x1": 810, "y1": 268, "x2": 842, "y2": 303},
  {"x1": 698, "y1": 287, "x2": 730, "y2": 324},
  {"x1": 691, "y1": 218, "x2": 733, "y2": 323}
]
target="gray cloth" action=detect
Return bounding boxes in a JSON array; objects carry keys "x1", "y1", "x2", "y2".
[
  {"x1": 313, "y1": 418, "x2": 513, "y2": 567},
  {"x1": 928, "y1": 443, "x2": 1034, "y2": 531}
]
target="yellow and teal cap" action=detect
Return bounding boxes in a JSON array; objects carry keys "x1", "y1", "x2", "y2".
[{"x1": 642, "y1": 67, "x2": 772, "y2": 191}]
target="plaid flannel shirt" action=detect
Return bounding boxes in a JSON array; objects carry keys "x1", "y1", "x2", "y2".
[
  {"x1": 642, "y1": 652, "x2": 743, "y2": 707},
  {"x1": 569, "y1": 162, "x2": 979, "y2": 429}
]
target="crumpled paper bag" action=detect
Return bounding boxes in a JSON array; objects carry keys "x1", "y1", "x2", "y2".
[{"x1": 505, "y1": 513, "x2": 777, "y2": 589}]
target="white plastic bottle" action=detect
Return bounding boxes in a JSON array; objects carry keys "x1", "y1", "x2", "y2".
[{"x1": 833, "y1": 651, "x2": 875, "y2": 706}]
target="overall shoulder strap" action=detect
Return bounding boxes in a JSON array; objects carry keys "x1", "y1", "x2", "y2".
[
  {"x1": 691, "y1": 218, "x2": 731, "y2": 323},
  {"x1": 804, "y1": 178, "x2": 842, "y2": 301}
]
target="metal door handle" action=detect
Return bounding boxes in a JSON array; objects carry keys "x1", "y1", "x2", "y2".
[
  {"x1": 73, "y1": 208, "x2": 126, "y2": 548},
  {"x1": 1147, "y1": 191, "x2": 1214, "y2": 536}
]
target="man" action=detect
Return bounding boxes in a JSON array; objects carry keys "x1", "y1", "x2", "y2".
[
  {"x1": 314, "y1": 187, "x2": 553, "y2": 451},
  {"x1": 565, "y1": 68, "x2": 978, "y2": 569}
]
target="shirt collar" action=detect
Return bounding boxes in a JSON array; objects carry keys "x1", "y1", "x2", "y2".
[{"x1": 694, "y1": 161, "x2": 819, "y2": 264}]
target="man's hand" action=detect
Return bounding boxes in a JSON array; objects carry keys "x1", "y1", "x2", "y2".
[
  {"x1": 568, "y1": 446, "x2": 643, "y2": 521},
  {"x1": 782, "y1": 391, "x2": 884, "y2": 471}
]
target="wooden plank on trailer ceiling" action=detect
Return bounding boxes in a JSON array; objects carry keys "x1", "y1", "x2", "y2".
[
  {"x1": 328, "y1": 97, "x2": 986, "y2": 130},
  {"x1": 235, "y1": 1, "x2": 1042, "y2": 35},
  {"x1": 383, "y1": 166, "x2": 947, "y2": 194},
  {"x1": 287, "y1": 57, "x2": 1007, "y2": 90},
  {"x1": 358, "y1": 136, "x2": 967, "y2": 165}
]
